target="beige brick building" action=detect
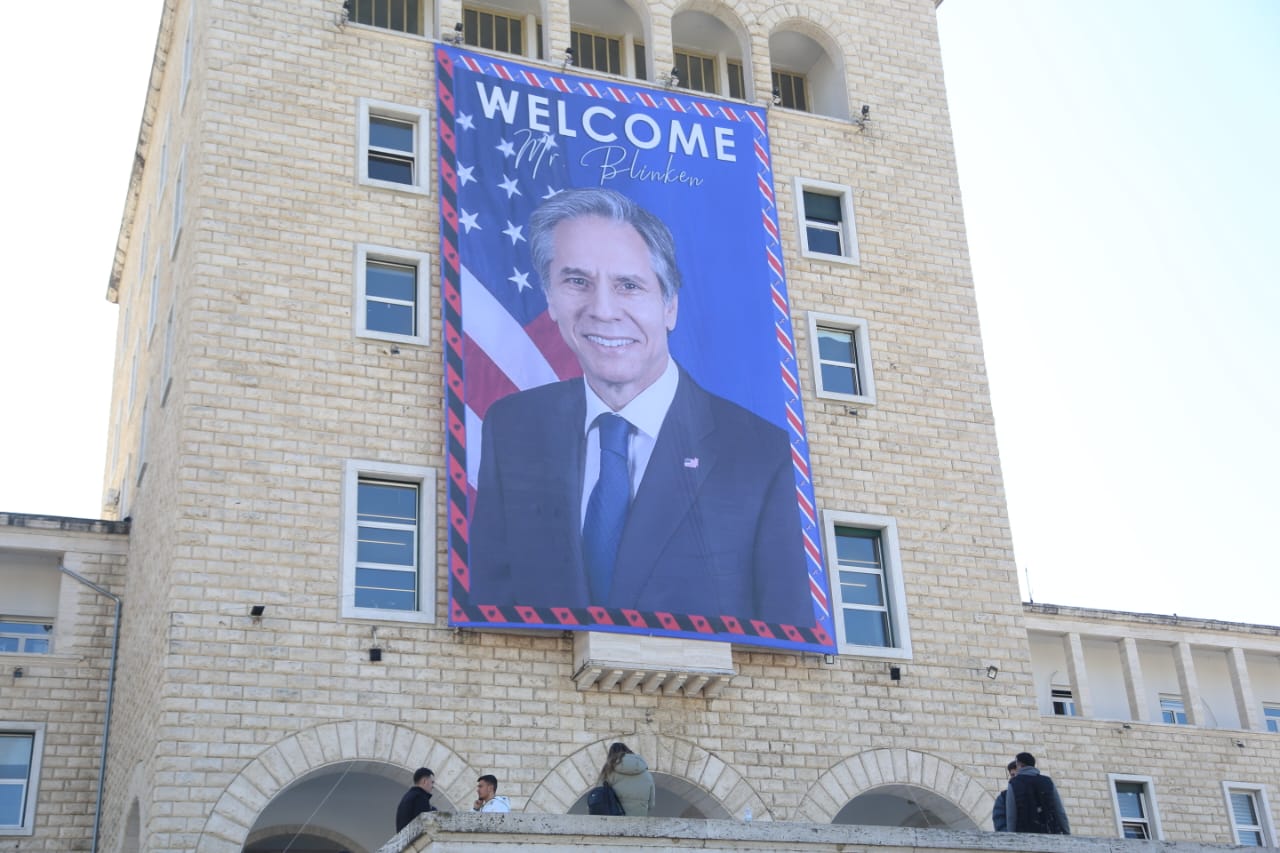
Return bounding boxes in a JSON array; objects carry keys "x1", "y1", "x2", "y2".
[{"x1": 2, "y1": 0, "x2": 1277, "y2": 851}]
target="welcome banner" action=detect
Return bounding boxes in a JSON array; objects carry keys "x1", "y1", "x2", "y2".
[{"x1": 438, "y1": 46, "x2": 834, "y2": 653}]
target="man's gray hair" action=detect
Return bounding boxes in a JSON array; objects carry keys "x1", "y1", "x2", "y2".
[{"x1": 527, "y1": 187, "x2": 683, "y2": 302}]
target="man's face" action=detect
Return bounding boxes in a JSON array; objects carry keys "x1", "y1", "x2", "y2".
[
  {"x1": 418, "y1": 775, "x2": 435, "y2": 793},
  {"x1": 476, "y1": 779, "x2": 495, "y2": 801},
  {"x1": 544, "y1": 216, "x2": 677, "y2": 411}
]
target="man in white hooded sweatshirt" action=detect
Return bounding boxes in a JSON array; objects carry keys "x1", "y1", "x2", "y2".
[{"x1": 473, "y1": 774, "x2": 511, "y2": 813}]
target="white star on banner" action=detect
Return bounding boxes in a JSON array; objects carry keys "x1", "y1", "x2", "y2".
[
  {"x1": 496, "y1": 138, "x2": 516, "y2": 158},
  {"x1": 457, "y1": 164, "x2": 476, "y2": 186},
  {"x1": 459, "y1": 210, "x2": 481, "y2": 233},
  {"x1": 540, "y1": 133, "x2": 558, "y2": 150},
  {"x1": 498, "y1": 175, "x2": 522, "y2": 198},
  {"x1": 503, "y1": 221, "x2": 525, "y2": 244},
  {"x1": 508, "y1": 268, "x2": 532, "y2": 291},
  {"x1": 456, "y1": 112, "x2": 475, "y2": 131}
]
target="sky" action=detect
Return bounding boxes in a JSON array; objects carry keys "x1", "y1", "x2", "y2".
[{"x1": 1, "y1": 2, "x2": 1276, "y2": 626}]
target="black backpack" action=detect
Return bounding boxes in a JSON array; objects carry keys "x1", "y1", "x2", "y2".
[{"x1": 587, "y1": 783, "x2": 625, "y2": 816}]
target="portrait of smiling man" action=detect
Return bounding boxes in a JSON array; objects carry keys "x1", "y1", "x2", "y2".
[{"x1": 466, "y1": 187, "x2": 814, "y2": 628}]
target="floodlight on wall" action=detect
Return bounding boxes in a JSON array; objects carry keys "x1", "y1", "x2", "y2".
[
  {"x1": 855, "y1": 104, "x2": 871, "y2": 129},
  {"x1": 563, "y1": 46, "x2": 574, "y2": 69},
  {"x1": 250, "y1": 605, "x2": 266, "y2": 622},
  {"x1": 12, "y1": 667, "x2": 22, "y2": 679},
  {"x1": 335, "y1": 0, "x2": 350, "y2": 28},
  {"x1": 890, "y1": 666, "x2": 902, "y2": 682},
  {"x1": 985, "y1": 664, "x2": 999, "y2": 680},
  {"x1": 449, "y1": 21, "x2": 464, "y2": 46},
  {"x1": 771, "y1": 88, "x2": 782, "y2": 106},
  {"x1": 661, "y1": 67, "x2": 680, "y2": 89},
  {"x1": 369, "y1": 647, "x2": 383, "y2": 662}
]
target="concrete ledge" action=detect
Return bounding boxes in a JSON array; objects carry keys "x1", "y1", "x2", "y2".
[{"x1": 379, "y1": 813, "x2": 1237, "y2": 853}]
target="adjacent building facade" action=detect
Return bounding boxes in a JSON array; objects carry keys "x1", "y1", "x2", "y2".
[{"x1": 2, "y1": 0, "x2": 1277, "y2": 850}]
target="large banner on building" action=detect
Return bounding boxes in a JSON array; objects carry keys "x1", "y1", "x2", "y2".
[{"x1": 438, "y1": 46, "x2": 835, "y2": 652}]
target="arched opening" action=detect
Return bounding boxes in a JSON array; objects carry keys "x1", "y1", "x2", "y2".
[
  {"x1": 834, "y1": 784, "x2": 978, "y2": 830},
  {"x1": 568, "y1": 0, "x2": 648, "y2": 79},
  {"x1": 242, "y1": 760, "x2": 459, "y2": 853},
  {"x1": 564, "y1": 771, "x2": 732, "y2": 819},
  {"x1": 671, "y1": 9, "x2": 750, "y2": 100},
  {"x1": 768, "y1": 29, "x2": 849, "y2": 119}
]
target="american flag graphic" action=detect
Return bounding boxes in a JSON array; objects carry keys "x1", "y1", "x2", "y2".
[{"x1": 438, "y1": 46, "x2": 834, "y2": 652}]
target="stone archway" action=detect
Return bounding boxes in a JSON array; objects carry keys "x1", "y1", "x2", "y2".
[
  {"x1": 794, "y1": 748, "x2": 989, "y2": 829},
  {"x1": 194, "y1": 721, "x2": 475, "y2": 853},
  {"x1": 527, "y1": 734, "x2": 760, "y2": 820}
]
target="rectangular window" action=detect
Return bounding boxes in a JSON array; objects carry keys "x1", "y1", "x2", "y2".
[
  {"x1": 0, "y1": 622, "x2": 52, "y2": 655},
  {"x1": 1223, "y1": 784, "x2": 1274, "y2": 847},
  {"x1": 771, "y1": 69, "x2": 807, "y2": 111},
  {"x1": 1051, "y1": 687, "x2": 1078, "y2": 717},
  {"x1": 171, "y1": 151, "x2": 186, "y2": 253},
  {"x1": 464, "y1": 7, "x2": 525, "y2": 56},
  {"x1": 822, "y1": 511, "x2": 911, "y2": 658},
  {"x1": 1263, "y1": 704, "x2": 1279, "y2": 733},
  {"x1": 342, "y1": 460, "x2": 436, "y2": 624},
  {"x1": 1112, "y1": 779, "x2": 1156, "y2": 839},
  {"x1": 807, "y1": 312, "x2": 875, "y2": 406},
  {"x1": 147, "y1": 252, "x2": 161, "y2": 344},
  {"x1": 633, "y1": 42, "x2": 647, "y2": 80},
  {"x1": 347, "y1": 0, "x2": 422, "y2": 34},
  {"x1": 571, "y1": 29, "x2": 622, "y2": 75},
  {"x1": 0, "y1": 725, "x2": 44, "y2": 835},
  {"x1": 675, "y1": 50, "x2": 717, "y2": 94},
  {"x1": 1160, "y1": 694, "x2": 1188, "y2": 725},
  {"x1": 180, "y1": 14, "x2": 193, "y2": 109},
  {"x1": 358, "y1": 99, "x2": 431, "y2": 194},
  {"x1": 161, "y1": 306, "x2": 176, "y2": 405},
  {"x1": 794, "y1": 178, "x2": 860, "y2": 265},
  {"x1": 727, "y1": 60, "x2": 745, "y2": 100},
  {"x1": 355, "y1": 244, "x2": 431, "y2": 345}
]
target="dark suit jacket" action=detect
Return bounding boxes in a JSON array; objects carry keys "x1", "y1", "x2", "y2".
[{"x1": 467, "y1": 369, "x2": 814, "y2": 626}]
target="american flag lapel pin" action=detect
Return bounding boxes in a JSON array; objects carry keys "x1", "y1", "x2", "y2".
[{"x1": 683, "y1": 457, "x2": 699, "y2": 469}]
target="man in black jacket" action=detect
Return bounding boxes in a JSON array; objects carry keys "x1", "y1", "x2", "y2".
[
  {"x1": 395, "y1": 767, "x2": 437, "y2": 832},
  {"x1": 1004, "y1": 752, "x2": 1070, "y2": 834}
]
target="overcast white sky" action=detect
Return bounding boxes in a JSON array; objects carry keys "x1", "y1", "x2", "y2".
[{"x1": 1, "y1": 2, "x2": 1275, "y2": 626}]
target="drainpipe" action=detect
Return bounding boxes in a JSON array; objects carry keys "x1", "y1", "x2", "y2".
[{"x1": 60, "y1": 564, "x2": 122, "y2": 853}]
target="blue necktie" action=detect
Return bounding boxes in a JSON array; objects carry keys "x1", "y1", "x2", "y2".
[{"x1": 584, "y1": 413, "x2": 631, "y2": 602}]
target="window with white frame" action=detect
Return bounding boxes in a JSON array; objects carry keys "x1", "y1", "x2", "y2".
[
  {"x1": 180, "y1": 14, "x2": 193, "y2": 110},
  {"x1": 358, "y1": 99, "x2": 431, "y2": 194},
  {"x1": 1159, "y1": 694, "x2": 1188, "y2": 724},
  {"x1": 1223, "y1": 783, "x2": 1274, "y2": 847},
  {"x1": 171, "y1": 150, "x2": 185, "y2": 253},
  {"x1": 161, "y1": 306, "x2": 176, "y2": 405},
  {"x1": 136, "y1": 397, "x2": 150, "y2": 486},
  {"x1": 147, "y1": 251, "x2": 161, "y2": 344},
  {"x1": 355, "y1": 244, "x2": 431, "y2": 344},
  {"x1": 0, "y1": 621, "x2": 52, "y2": 655},
  {"x1": 346, "y1": 0, "x2": 423, "y2": 35},
  {"x1": 1051, "y1": 686, "x2": 1078, "y2": 716},
  {"x1": 1109, "y1": 775, "x2": 1161, "y2": 839},
  {"x1": 794, "y1": 178, "x2": 860, "y2": 265},
  {"x1": 1263, "y1": 703, "x2": 1279, "y2": 733},
  {"x1": 342, "y1": 460, "x2": 436, "y2": 624},
  {"x1": 822, "y1": 510, "x2": 911, "y2": 658},
  {"x1": 807, "y1": 311, "x2": 875, "y2": 405},
  {"x1": 0, "y1": 725, "x2": 44, "y2": 835}
]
